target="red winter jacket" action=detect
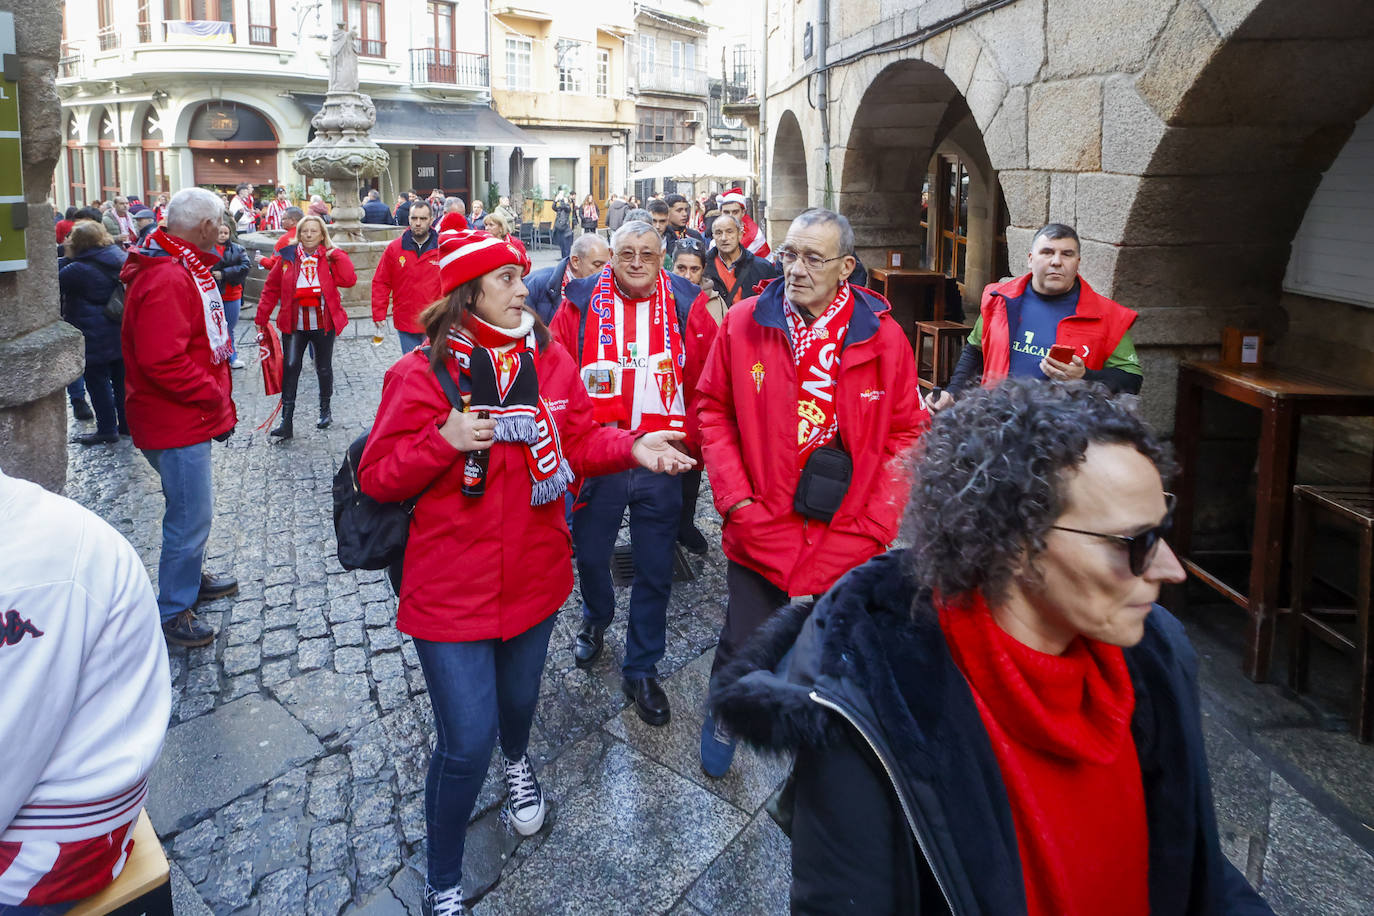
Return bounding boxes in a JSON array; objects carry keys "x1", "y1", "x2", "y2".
[
  {"x1": 258, "y1": 229, "x2": 295, "y2": 273},
  {"x1": 359, "y1": 345, "x2": 639, "y2": 642},
  {"x1": 255, "y1": 245, "x2": 357, "y2": 334},
  {"x1": 979, "y1": 274, "x2": 1137, "y2": 386},
  {"x1": 696, "y1": 281, "x2": 928, "y2": 596},
  {"x1": 119, "y1": 236, "x2": 237, "y2": 450},
  {"x1": 371, "y1": 231, "x2": 442, "y2": 333},
  {"x1": 548, "y1": 269, "x2": 716, "y2": 456}
]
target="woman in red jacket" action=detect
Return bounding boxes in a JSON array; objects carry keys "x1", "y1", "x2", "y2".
[
  {"x1": 254, "y1": 214, "x2": 357, "y2": 438},
  {"x1": 357, "y1": 215, "x2": 693, "y2": 915}
]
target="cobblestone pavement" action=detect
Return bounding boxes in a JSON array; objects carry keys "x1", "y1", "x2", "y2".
[{"x1": 60, "y1": 312, "x2": 1373, "y2": 914}]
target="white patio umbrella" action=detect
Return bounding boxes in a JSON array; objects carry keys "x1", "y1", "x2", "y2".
[{"x1": 630, "y1": 145, "x2": 725, "y2": 182}]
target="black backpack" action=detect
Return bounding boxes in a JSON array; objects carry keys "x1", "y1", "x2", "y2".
[{"x1": 333, "y1": 354, "x2": 464, "y2": 589}]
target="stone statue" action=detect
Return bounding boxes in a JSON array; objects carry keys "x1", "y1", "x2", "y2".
[{"x1": 329, "y1": 25, "x2": 360, "y2": 94}]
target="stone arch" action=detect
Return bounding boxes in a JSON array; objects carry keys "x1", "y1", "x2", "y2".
[
  {"x1": 1107, "y1": 0, "x2": 1374, "y2": 328},
  {"x1": 168, "y1": 95, "x2": 288, "y2": 146},
  {"x1": 769, "y1": 109, "x2": 808, "y2": 240},
  {"x1": 837, "y1": 57, "x2": 1003, "y2": 295}
]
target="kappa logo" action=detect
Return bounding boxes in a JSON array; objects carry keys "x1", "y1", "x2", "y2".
[
  {"x1": 1, "y1": 609, "x2": 43, "y2": 649},
  {"x1": 859, "y1": 388, "x2": 886, "y2": 403}
]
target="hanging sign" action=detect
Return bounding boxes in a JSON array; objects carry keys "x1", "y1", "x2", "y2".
[{"x1": 0, "y1": 12, "x2": 25, "y2": 272}]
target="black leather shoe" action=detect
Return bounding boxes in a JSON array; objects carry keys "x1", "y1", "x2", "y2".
[
  {"x1": 74, "y1": 432, "x2": 119, "y2": 446},
  {"x1": 678, "y1": 525, "x2": 708, "y2": 555},
  {"x1": 573, "y1": 620, "x2": 606, "y2": 668},
  {"x1": 621, "y1": 676, "x2": 670, "y2": 726},
  {"x1": 197, "y1": 571, "x2": 239, "y2": 603}
]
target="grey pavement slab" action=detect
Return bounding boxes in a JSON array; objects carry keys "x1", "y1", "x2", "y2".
[
  {"x1": 147, "y1": 693, "x2": 324, "y2": 834},
  {"x1": 169, "y1": 859, "x2": 215, "y2": 916},
  {"x1": 684, "y1": 810, "x2": 791, "y2": 916},
  {"x1": 604, "y1": 650, "x2": 791, "y2": 815},
  {"x1": 270, "y1": 668, "x2": 374, "y2": 741},
  {"x1": 1200, "y1": 711, "x2": 1272, "y2": 885},
  {"x1": 476, "y1": 741, "x2": 751, "y2": 915},
  {"x1": 1260, "y1": 774, "x2": 1374, "y2": 915}
]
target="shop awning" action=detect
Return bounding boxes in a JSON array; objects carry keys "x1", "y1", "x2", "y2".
[{"x1": 291, "y1": 95, "x2": 543, "y2": 149}]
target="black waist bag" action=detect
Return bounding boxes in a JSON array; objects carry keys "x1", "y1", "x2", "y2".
[
  {"x1": 333, "y1": 354, "x2": 464, "y2": 579},
  {"x1": 793, "y1": 445, "x2": 852, "y2": 523}
]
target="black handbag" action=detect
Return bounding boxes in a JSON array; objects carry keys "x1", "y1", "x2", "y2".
[
  {"x1": 793, "y1": 445, "x2": 852, "y2": 523},
  {"x1": 332, "y1": 356, "x2": 464, "y2": 579}
]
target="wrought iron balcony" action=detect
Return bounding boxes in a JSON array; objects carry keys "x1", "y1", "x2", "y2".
[{"x1": 411, "y1": 48, "x2": 489, "y2": 90}]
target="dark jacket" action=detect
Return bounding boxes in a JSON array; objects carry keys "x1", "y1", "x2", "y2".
[
  {"x1": 59, "y1": 244, "x2": 128, "y2": 364},
  {"x1": 395, "y1": 199, "x2": 413, "y2": 226},
  {"x1": 526, "y1": 257, "x2": 571, "y2": 325},
  {"x1": 362, "y1": 198, "x2": 395, "y2": 225},
  {"x1": 606, "y1": 199, "x2": 630, "y2": 231},
  {"x1": 712, "y1": 552, "x2": 1273, "y2": 916},
  {"x1": 212, "y1": 241, "x2": 250, "y2": 300},
  {"x1": 702, "y1": 246, "x2": 781, "y2": 305},
  {"x1": 553, "y1": 199, "x2": 572, "y2": 233}
]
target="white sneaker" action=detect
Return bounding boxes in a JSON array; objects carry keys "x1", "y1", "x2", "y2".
[
  {"x1": 422, "y1": 883, "x2": 466, "y2": 916},
  {"x1": 502, "y1": 753, "x2": 547, "y2": 836},
  {"x1": 229, "y1": 357, "x2": 245, "y2": 369}
]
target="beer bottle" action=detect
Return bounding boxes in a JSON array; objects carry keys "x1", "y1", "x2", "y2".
[{"x1": 462, "y1": 410, "x2": 491, "y2": 497}]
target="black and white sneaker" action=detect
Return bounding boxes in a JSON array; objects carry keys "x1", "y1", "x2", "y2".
[
  {"x1": 421, "y1": 883, "x2": 466, "y2": 916},
  {"x1": 502, "y1": 753, "x2": 547, "y2": 836}
]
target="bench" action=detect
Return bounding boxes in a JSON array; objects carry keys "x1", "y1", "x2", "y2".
[{"x1": 66, "y1": 810, "x2": 172, "y2": 916}]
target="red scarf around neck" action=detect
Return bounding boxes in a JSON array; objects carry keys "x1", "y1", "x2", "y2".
[
  {"x1": 786, "y1": 282, "x2": 855, "y2": 468},
  {"x1": 152, "y1": 229, "x2": 233, "y2": 364},
  {"x1": 579, "y1": 266, "x2": 686, "y2": 432},
  {"x1": 447, "y1": 313, "x2": 573, "y2": 506},
  {"x1": 938, "y1": 594, "x2": 1149, "y2": 916}
]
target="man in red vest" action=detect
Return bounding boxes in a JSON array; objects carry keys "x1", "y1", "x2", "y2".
[{"x1": 931, "y1": 223, "x2": 1141, "y2": 410}]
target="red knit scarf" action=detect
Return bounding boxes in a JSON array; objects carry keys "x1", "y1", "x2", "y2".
[
  {"x1": 939, "y1": 594, "x2": 1149, "y2": 916},
  {"x1": 579, "y1": 266, "x2": 686, "y2": 432},
  {"x1": 785, "y1": 283, "x2": 854, "y2": 468},
  {"x1": 152, "y1": 229, "x2": 233, "y2": 364},
  {"x1": 446, "y1": 313, "x2": 573, "y2": 506}
]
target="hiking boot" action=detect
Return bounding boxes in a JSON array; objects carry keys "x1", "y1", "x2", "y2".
[
  {"x1": 197, "y1": 572, "x2": 239, "y2": 603},
  {"x1": 71, "y1": 397, "x2": 95, "y2": 422},
  {"x1": 699, "y1": 712, "x2": 738, "y2": 779},
  {"x1": 421, "y1": 884, "x2": 467, "y2": 916},
  {"x1": 162, "y1": 610, "x2": 216, "y2": 648},
  {"x1": 502, "y1": 753, "x2": 547, "y2": 836}
]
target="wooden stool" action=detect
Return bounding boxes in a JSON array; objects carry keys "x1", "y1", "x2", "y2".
[
  {"x1": 67, "y1": 810, "x2": 172, "y2": 916},
  {"x1": 1287, "y1": 485, "x2": 1374, "y2": 742},
  {"x1": 914, "y1": 320, "x2": 967, "y2": 391}
]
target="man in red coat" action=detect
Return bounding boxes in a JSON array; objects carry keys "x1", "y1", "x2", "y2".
[
  {"x1": 121, "y1": 187, "x2": 239, "y2": 648},
  {"x1": 695, "y1": 207, "x2": 928, "y2": 776},
  {"x1": 372, "y1": 200, "x2": 440, "y2": 354}
]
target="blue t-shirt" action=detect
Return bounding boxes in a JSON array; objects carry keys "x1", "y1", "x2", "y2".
[{"x1": 1008, "y1": 283, "x2": 1080, "y2": 379}]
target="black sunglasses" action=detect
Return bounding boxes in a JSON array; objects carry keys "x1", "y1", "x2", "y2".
[
  {"x1": 673, "y1": 238, "x2": 704, "y2": 252},
  {"x1": 1049, "y1": 493, "x2": 1176, "y2": 577}
]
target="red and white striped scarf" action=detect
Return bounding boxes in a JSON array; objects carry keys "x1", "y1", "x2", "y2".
[
  {"x1": 446, "y1": 313, "x2": 573, "y2": 506},
  {"x1": 579, "y1": 266, "x2": 686, "y2": 433},
  {"x1": 150, "y1": 229, "x2": 232, "y2": 364},
  {"x1": 786, "y1": 283, "x2": 855, "y2": 468}
]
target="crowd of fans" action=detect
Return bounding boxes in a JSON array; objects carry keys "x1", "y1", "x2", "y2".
[{"x1": 4, "y1": 178, "x2": 1276, "y2": 916}]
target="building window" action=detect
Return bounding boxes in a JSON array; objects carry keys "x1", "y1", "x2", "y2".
[
  {"x1": 332, "y1": 0, "x2": 385, "y2": 57},
  {"x1": 141, "y1": 109, "x2": 169, "y2": 199},
  {"x1": 549, "y1": 158, "x2": 576, "y2": 196},
  {"x1": 596, "y1": 48, "x2": 610, "y2": 98},
  {"x1": 636, "y1": 106, "x2": 689, "y2": 161},
  {"x1": 97, "y1": 0, "x2": 119, "y2": 50},
  {"x1": 248, "y1": 0, "x2": 276, "y2": 46},
  {"x1": 638, "y1": 34, "x2": 655, "y2": 73},
  {"x1": 162, "y1": 0, "x2": 233, "y2": 41},
  {"x1": 506, "y1": 35, "x2": 532, "y2": 90},
  {"x1": 557, "y1": 39, "x2": 585, "y2": 94},
  {"x1": 67, "y1": 146, "x2": 86, "y2": 207},
  {"x1": 927, "y1": 154, "x2": 969, "y2": 284},
  {"x1": 424, "y1": 1, "x2": 455, "y2": 52},
  {"x1": 671, "y1": 40, "x2": 696, "y2": 84}
]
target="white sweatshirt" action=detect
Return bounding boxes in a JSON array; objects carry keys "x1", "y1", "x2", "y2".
[{"x1": 0, "y1": 467, "x2": 170, "y2": 854}]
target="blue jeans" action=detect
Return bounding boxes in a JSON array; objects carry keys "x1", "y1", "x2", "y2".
[
  {"x1": 572, "y1": 466, "x2": 681, "y2": 678},
  {"x1": 222, "y1": 297, "x2": 242, "y2": 359},
  {"x1": 414, "y1": 614, "x2": 556, "y2": 891},
  {"x1": 66, "y1": 377, "x2": 86, "y2": 401},
  {"x1": 142, "y1": 441, "x2": 213, "y2": 621},
  {"x1": 398, "y1": 330, "x2": 427, "y2": 355},
  {"x1": 84, "y1": 358, "x2": 126, "y2": 435},
  {"x1": 0, "y1": 903, "x2": 73, "y2": 915}
]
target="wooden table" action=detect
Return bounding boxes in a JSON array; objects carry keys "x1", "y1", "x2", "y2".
[
  {"x1": 868, "y1": 268, "x2": 947, "y2": 347},
  {"x1": 1173, "y1": 361, "x2": 1374, "y2": 681}
]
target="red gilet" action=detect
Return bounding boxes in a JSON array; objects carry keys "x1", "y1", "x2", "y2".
[{"x1": 939, "y1": 596, "x2": 1150, "y2": 916}]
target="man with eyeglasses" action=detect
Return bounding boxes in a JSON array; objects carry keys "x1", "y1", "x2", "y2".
[
  {"x1": 694, "y1": 207, "x2": 927, "y2": 777},
  {"x1": 525, "y1": 231, "x2": 612, "y2": 325},
  {"x1": 548, "y1": 220, "x2": 716, "y2": 727},
  {"x1": 930, "y1": 222, "x2": 1142, "y2": 411},
  {"x1": 704, "y1": 213, "x2": 780, "y2": 307}
]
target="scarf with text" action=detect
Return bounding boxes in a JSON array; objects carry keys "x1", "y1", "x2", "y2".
[
  {"x1": 579, "y1": 266, "x2": 687, "y2": 432},
  {"x1": 446, "y1": 312, "x2": 573, "y2": 506},
  {"x1": 786, "y1": 282, "x2": 855, "y2": 468},
  {"x1": 152, "y1": 229, "x2": 233, "y2": 364}
]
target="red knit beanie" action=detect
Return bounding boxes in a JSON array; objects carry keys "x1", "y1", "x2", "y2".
[{"x1": 437, "y1": 211, "x2": 531, "y2": 295}]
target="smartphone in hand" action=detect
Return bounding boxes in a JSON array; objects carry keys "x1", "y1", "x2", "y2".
[{"x1": 1047, "y1": 344, "x2": 1076, "y2": 364}]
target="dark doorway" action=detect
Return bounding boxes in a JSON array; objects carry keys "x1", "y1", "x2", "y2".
[{"x1": 412, "y1": 147, "x2": 470, "y2": 200}]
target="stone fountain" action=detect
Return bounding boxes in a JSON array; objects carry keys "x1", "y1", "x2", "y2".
[{"x1": 242, "y1": 25, "x2": 400, "y2": 323}]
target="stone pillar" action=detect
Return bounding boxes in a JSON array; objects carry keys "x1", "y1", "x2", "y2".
[{"x1": 0, "y1": 0, "x2": 84, "y2": 491}]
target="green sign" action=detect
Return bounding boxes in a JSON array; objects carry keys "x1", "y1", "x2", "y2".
[{"x1": 0, "y1": 13, "x2": 22, "y2": 272}]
